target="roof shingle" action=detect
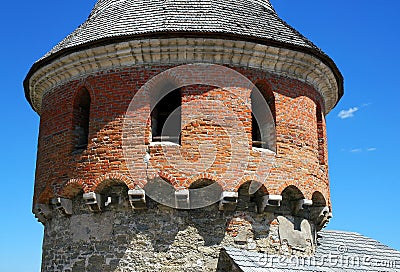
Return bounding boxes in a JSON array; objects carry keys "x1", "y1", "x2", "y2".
[
  {"x1": 24, "y1": 0, "x2": 344, "y2": 110},
  {"x1": 224, "y1": 230, "x2": 400, "y2": 272},
  {"x1": 42, "y1": 0, "x2": 320, "y2": 60}
]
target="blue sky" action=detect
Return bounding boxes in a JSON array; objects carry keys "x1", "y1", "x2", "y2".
[{"x1": 1, "y1": 1, "x2": 399, "y2": 271}]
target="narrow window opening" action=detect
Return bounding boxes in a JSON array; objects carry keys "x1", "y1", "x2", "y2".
[
  {"x1": 252, "y1": 112, "x2": 262, "y2": 148},
  {"x1": 316, "y1": 104, "x2": 325, "y2": 165},
  {"x1": 73, "y1": 88, "x2": 91, "y2": 151},
  {"x1": 252, "y1": 82, "x2": 275, "y2": 149},
  {"x1": 151, "y1": 88, "x2": 181, "y2": 144}
]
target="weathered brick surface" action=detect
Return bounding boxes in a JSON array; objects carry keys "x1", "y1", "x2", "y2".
[{"x1": 35, "y1": 65, "x2": 330, "y2": 207}]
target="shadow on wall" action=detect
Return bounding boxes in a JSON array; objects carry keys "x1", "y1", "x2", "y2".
[
  {"x1": 43, "y1": 184, "x2": 227, "y2": 271},
  {"x1": 41, "y1": 181, "x2": 328, "y2": 271}
]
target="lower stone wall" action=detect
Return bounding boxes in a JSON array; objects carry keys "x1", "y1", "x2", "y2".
[{"x1": 41, "y1": 194, "x2": 319, "y2": 272}]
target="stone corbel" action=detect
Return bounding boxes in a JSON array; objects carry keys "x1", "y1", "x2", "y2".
[
  {"x1": 295, "y1": 199, "x2": 313, "y2": 214},
  {"x1": 33, "y1": 204, "x2": 52, "y2": 224},
  {"x1": 51, "y1": 197, "x2": 73, "y2": 215},
  {"x1": 310, "y1": 206, "x2": 332, "y2": 231},
  {"x1": 175, "y1": 189, "x2": 190, "y2": 209},
  {"x1": 128, "y1": 189, "x2": 147, "y2": 209},
  {"x1": 219, "y1": 191, "x2": 238, "y2": 211},
  {"x1": 83, "y1": 192, "x2": 105, "y2": 212},
  {"x1": 262, "y1": 195, "x2": 282, "y2": 208}
]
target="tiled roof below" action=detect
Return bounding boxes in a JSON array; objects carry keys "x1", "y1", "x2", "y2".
[{"x1": 224, "y1": 230, "x2": 400, "y2": 271}]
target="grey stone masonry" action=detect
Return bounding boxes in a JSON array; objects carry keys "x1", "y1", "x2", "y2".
[{"x1": 40, "y1": 185, "x2": 324, "y2": 272}]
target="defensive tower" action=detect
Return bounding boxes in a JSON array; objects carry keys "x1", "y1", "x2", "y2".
[{"x1": 24, "y1": 0, "x2": 343, "y2": 271}]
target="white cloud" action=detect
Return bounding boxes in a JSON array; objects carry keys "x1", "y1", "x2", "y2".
[
  {"x1": 338, "y1": 107, "x2": 359, "y2": 119},
  {"x1": 347, "y1": 147, "x2": 377, "y2": 153},
  {"x1": 362, "y1": 102, "x2": 372, "y2": 107}
]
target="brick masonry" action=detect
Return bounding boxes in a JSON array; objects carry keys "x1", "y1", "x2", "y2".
[
  {"x1": 34, "y1": 64, "x2": 330, "y2": 207},
  {"x1": 32, "y1": 61, "x2": 333, "y2": 271}
]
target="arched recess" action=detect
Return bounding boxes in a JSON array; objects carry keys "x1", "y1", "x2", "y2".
[
  {"x1": 251, "y1": 80, "x2": 276, "y2": 151},
  {"x1": 311, "y1": 191, "x2": 327, "y2": 207},
  {"x1": 59, "y1": 179, "x2": 86, "y2": 199},
  {"x1": 92, "y1": 173, "x2": 135, "y2": 192},
  {"x1": 94, "y1": 178, "x2": 128, "y2": 193},
  {"x1": 72, "y1": 88, "x2": 91, "y2": 151},
  {"x1": 237, "y1": 181, "x2": 268, "y2": 212},
  {"x1": 184, "y1": 173, "x2": 221, "y2": 188},
  {"x1": 188, "y1": 178, "x2": 223, "y2": 209},
  {"x1": 94, "y1": 179, "x2": 130, "y2": 208},
  {"x1": 142, "y1": 172, "x2": 177, "y2": 207},
  {"x1": 280, "y1": 185, "x2": 305, "y2": 214},
  {"x1": 310, "y1": 191, "x2": 331, "y2": 231}
]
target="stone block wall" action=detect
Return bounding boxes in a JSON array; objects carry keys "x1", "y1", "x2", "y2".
[{"x1": 40, "y1": 186, "x2": 321, "y2": 272}]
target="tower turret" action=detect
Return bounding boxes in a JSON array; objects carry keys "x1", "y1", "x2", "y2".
[{"x1": 25, "y1": 0, "x2": 343, "y2": 271}]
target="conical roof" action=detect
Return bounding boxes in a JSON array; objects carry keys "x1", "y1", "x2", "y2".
[
  {"x1": 25, "y1": 0, "x2": 343, "y2": 111},
  {"x1": 42, "y1": 0, "x2": 318, "y2": 59}
]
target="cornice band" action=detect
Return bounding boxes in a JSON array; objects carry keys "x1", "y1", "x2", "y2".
[{"x1": 28, "y1": 38, "x2": 338, "y2": 114}]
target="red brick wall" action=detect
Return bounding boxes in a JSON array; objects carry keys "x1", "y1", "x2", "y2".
[{"x1": 34, "y1": 65, "x2": 330, "y2": 208}]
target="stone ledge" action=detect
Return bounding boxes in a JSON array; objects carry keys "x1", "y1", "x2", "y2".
[{"x1": 28, "y1": 38, "x2": 339, "y2": 114}]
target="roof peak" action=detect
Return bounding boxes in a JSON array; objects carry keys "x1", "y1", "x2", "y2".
[
  {"x1": 90, "y1": 0, "x2": 276, "y2": 18},
  {"x1": 42, "y1": 0, "x2": 313, "y2": 61},
  {"x1": 248, "y1": 0, "x2": 275, "y2": 12}
]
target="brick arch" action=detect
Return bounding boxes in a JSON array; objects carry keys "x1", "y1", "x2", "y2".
[
  {"x1": 145, "y1": 70, "x2": 182, "y2": 105},
  {"x1": 234, "y1": 175, "x2": 268, "y2": 193},
  {"x1": 236, "y1": 178, "x2": 269, "y2": 195},
  {"x1": 74, "y1": 80, "x2": 96, "y2": 104},
  {"x1": 280, "y1": 184, "x2": 305, "y2": 200},
  {"x1": 253, "y1": 79, "x2": 275, "y2": 113},
  {"x1": 58, "y1": 178, "x2": 86, "y2": 198},
  {"x1": 157, "y1": 171, "x2": 181, "y2": 189},
  {"x1": 71, "y1": 85, "x2": 94, "y2": 116},
  {"x1": 94, "y1": 179, "x2": 128, "y2": 193},
  {"x1": 309, "y1": 185, "x2": 330, "y2": 206},
  {"x1": 253, "y1": 79, "x2": 274, "y2": 99},
  {"x1": 276, "y1": 181, "x2": 304, "y2": 196},
  {"x1": 183, "y1": 173, "x2": 221, "y2": 188},
  {"x1": 91, "y1": 173, "x2": 135, "y2": 192}
]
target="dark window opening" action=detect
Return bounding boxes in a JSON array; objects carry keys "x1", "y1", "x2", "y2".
[
  {"x1": 151, "y1": 88, "x2": 181, "y2": 144},
  {"x1": 316, "y1": 104, "x2": 325, "y2": 165},
  {"x1": 252, "y1": 113, "x2": 262, "y2": 148},
  {"x1": 73, "y1": 88, "x2": 91, "y2": 151},
  {"x1": 251, "y1": 82, "x2": 275, "y2": 149},
  {"x1": 256, "y1": 82, "x2": 276, "y2": 123}
]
